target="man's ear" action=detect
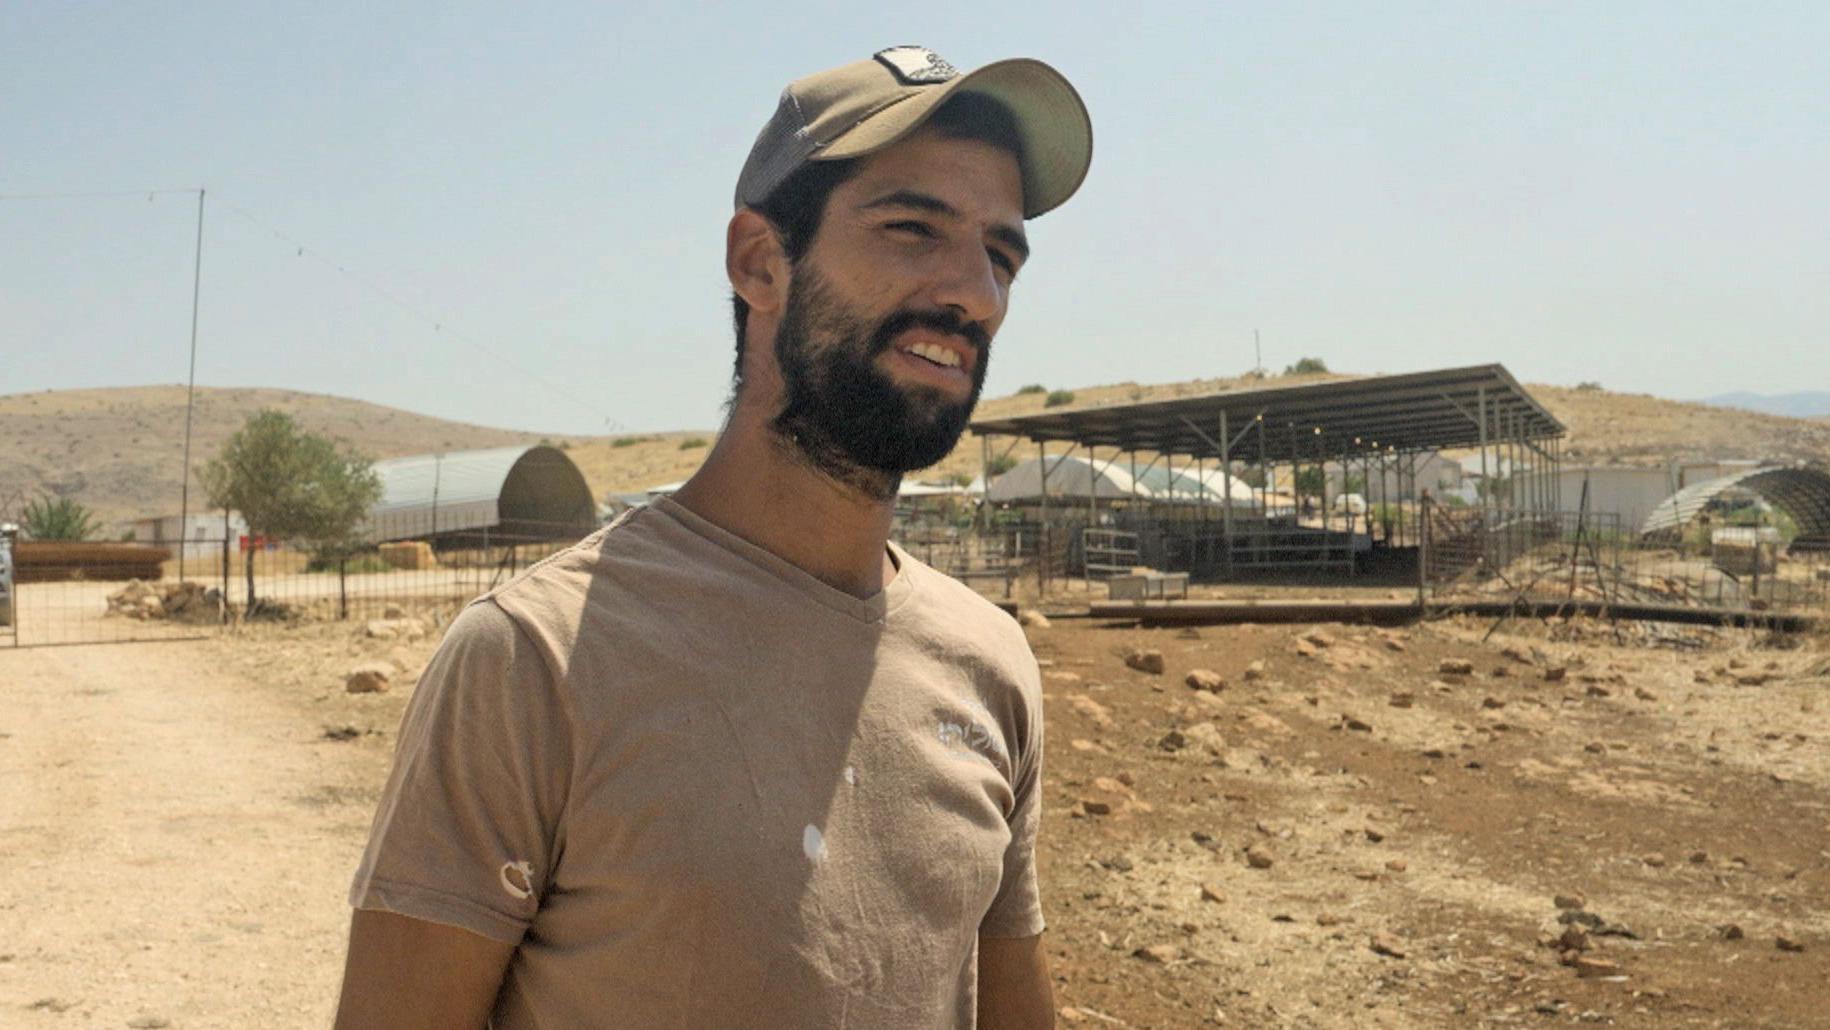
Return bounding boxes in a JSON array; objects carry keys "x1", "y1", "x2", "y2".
[{"x1": 727, "y1": 209, "x2": 789, "y2": 315}]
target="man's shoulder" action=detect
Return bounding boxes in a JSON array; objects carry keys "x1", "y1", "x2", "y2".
[{"x1": 901, "y1": 552, "x2": 1034, "y2": 665}]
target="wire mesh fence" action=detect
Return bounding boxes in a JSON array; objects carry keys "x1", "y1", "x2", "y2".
[
  {"x1": 1423, "y1": 504, "x2": 1830, "y2": 613},
  {"x1": 2, "y1": 524, "x2": 587, "y2": 648}
]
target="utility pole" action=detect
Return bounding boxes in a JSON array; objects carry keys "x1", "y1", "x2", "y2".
[
  {"x1": 1253, "y1": 328, "x2": 1261, "y2": 374},
  {"x1": 177, "y1": 188, "x2": 205, "y2": 582}
]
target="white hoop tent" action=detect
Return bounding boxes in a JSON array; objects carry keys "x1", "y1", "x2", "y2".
[
  {"x1": 986, "y1": 455, "x2": 1259, "y2": 507},
  {"x1": 367, "y1": 444, "x2": 597, "y2": 543}
]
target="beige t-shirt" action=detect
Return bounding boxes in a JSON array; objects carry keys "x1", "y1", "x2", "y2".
[{"x1": 351, "y1": 498, "x2": 1045, "y2": 1028}]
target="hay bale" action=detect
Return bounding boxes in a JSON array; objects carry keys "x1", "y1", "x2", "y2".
[{"x1": 378, "y1": 541, "x2": 438, "y2": 570}]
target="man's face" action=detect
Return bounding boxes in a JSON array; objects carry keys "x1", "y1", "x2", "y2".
[{"x1": 768, "y1": 128, "x2": 1028, "y2": 489}]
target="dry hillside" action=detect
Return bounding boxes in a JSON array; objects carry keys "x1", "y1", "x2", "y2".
[
  {"x1": 0, "y1": 386, "x2": 553, "y2": 526},
  {"x1": 8, "y1": 374, "x2": 1829, "y2": 529}
]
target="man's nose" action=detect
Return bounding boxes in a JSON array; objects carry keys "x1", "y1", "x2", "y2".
[{"x1": 927, "y1": 241, "x2": 1004, "y2": 330}]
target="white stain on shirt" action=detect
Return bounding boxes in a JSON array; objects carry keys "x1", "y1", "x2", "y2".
[
  {"x1": 802, "y1": 824, "x2": 828, "y2": 863},
  {"x1": 499, "y1": 859, "x2": 534, "y2": 900},
  {"x1": 842, "y1": 765, "x2": 858, "y2": 786}
]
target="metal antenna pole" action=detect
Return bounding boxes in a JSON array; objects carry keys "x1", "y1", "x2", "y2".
[{"x1": 177, "y1": 188, "x2": 205, "y2": 582}]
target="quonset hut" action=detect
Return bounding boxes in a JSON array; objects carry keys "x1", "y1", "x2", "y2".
[{"x1": 366, "y1": 444, "x2": 597, "y2": 545}]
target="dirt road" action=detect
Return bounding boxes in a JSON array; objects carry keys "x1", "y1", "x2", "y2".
[
  {"x1": 2, "y1": 611, "x2": 1826, "y2": 1028},
  {"x1": 0, "y1": 639, "x2": 385, "y2": 1029}
]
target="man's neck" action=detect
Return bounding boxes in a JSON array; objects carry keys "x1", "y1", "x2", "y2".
[{"x1": 671, "y1": 407, "x2": 899, "y2": 601}]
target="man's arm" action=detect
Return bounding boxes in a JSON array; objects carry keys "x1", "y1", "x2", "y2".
[
  {"x1": 333, "y1": 909, "x2": 516, "y2": 1030},
  {"x1": 978, "y1": 932, "x2": 1055, "y2": 1030}
]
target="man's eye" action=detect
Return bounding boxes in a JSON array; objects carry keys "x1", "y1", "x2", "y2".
[
  {"x1": 989, "y1": 250, "x2": 1016, "y2": 275},
  {"x1": 887, "y1": 220, "x2": 935, "y2": 237}
]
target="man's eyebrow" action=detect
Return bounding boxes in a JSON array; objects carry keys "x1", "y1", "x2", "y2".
[{"x1": 862, "y1": 189, "x2": 1030, "y2": 262}]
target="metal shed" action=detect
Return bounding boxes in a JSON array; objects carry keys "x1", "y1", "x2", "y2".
[
  {"x1": 969, "y1": 364, "x2": 1567, "y2": 579},
  {"x1": 367, "y1": 444, "x2": 596, "y2": 543},
  {"x1": 1639, "y1": 465, "x2": 1830, "y2": 551}
]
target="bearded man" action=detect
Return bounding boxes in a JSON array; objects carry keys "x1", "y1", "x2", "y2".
[{"x1": 334, "y1": 46, "x2": 1092, "y2": 1029}]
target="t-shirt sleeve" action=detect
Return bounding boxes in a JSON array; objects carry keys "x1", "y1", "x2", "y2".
[
  {"x1": 349, "y1": 599, "x2": 573, "y2": 944},
  {"x1": 980, "y1": 656, "x2": 1046, "y2": 939}
]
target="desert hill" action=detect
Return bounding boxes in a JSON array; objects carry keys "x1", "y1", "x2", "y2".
[{"x1": 8, "y1": 375, "x2": 1830, "y2": 530}]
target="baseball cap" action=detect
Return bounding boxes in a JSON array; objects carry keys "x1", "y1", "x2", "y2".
[{"x1": 735, "y1": 46, "x2": 1093, "y2": 219}]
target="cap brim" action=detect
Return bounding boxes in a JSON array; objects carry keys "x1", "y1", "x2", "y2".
[{"x1": 817, "y1": 58, "x2": 1092, "y2": 219}]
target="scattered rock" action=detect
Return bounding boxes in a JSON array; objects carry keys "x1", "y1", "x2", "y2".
[
  {"x1": 1068, "y1": 695, "x2": 1116, "y2": 730},
  {"x1": 127, "y1": 1018, "x2": 172, "y2": 1030},
  {"x1": 1734, "y1": 672, "x2": 1772, "y2": 687},
  {"x1": 1185, "y1": 668, "x2": 1226, "y2": 692},
  {"x1": 1301, "y1": 629, "x2": 1335, "y2": 648},
  {"x1": 1078, "y1": 799, "x2": 1112, "y2": 816},
  {"x1": 1585, "y1": 684, "x2": 1612, "y2": 698},
  {"x1": 1383, "y1": 638, "x2": 1407, "y2": 653},
  {"x1": 1643, "y1": 852, "x2": 1667, "y2": 868},
  {"x1": 1245, "y1": 845, "x2": 1275, "y2": 869},
  {"x1": 1200, "y1": 882, "x2": 1227, "y2": 903},
  {"x1": 1388, "y1": 691, "x2": 1415, "y2": 708},
  {"x1": 1544, "y1": 667, "x2": 1568, "y2": 683},
  {"x1": 1125, "y1": 649, "x2": 1166, "y2": 674},
  {"x1": 1688, "y1": 851, "x2": 1709, "y2": 864},
  {"x1": 1777, "y1": 935, "x2": 1806, "y2": 953},
  {"x1": 1182, "y1": 722, "x2": 1227, "y2": 757},
  {"x1": 1341, "y1": 714, "x2": 1373, "y2": 732},
  {"x1": 1363, "y1": 827, "x2": 1385, "y2": 843},
  {"x1": 1568, "y1": 955, "x2": 1622, "y2": 978},
  {"x1": 1439, "y1": 658, "x2": 1475, "y2": 676},
  {"x1": 1557, "y1": 925, "x2": 1590, "y2": 952},
  {"x1": 1554, "y1": 894, "x2": 1586, "y2": 910},
  {"x1": 1158, "y1": 729, "x2": 1187, "y2": 752},
  {"x1": 322, "y1": 725, "x2": 362, "y2": 741},
  {"x1": 1134, "y1": 943, "x2": 1181, "y2": 964},
  {"x1": 1481, "y1": 697, "x2": 1506, "y2": 709},
  {"x1": 1316, "y1": 912, "x2": 1343, "y2": 926},
  {"x1": 1243, "y1": 660, "x2": 1266, "y2": 682},
  {"x1": 1720, "y1": 924, "x2": 1745, "y2": 940},
  {"x1": 383, "y1": 602, "x2": 408, "y2": 619},
  {"x1": 1294, "y1": 638, "x2": 1321, "y2": 658},
  {"x1": 1369, "y1": 932, "x2": 1407, "y2": 958},
  {"x1": 1634, "y1": 687, "x2": 1658, "y2": 701},
  {"x1": 344, "y1": 661, "x2": 394, "y2": 694}
]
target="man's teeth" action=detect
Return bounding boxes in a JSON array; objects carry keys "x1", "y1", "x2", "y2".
[{"x1": 907, "y1": 342, "x2": 962, "y2": 368}]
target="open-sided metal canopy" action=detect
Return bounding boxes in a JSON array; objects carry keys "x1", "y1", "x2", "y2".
[{"x1": 969, "y1": 364, "x2": 1564, "y2": 462}]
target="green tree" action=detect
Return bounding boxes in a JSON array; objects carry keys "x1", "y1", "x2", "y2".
[
  {"x1": 1044, "y1": 389, "x2": 1076, "y2": 407},
  {"x1": 19, "y1": 495, "x2": 99, "y2": 541},
  {"x1": 1293, "y1": 466, "x2": 1326, "y2": 500},
  {"x1": 198, "y1": 410, "x2": 383, "y2": 610},
  {"x1": 1283, "y1": 357, "x2": 1329, "y2": 375}
]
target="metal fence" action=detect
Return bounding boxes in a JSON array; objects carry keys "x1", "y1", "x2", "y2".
[
  {"x1": 2, "y1": 526, "x2": 585, "y2": 648},
  {"x1": 1422, "y1": 504, "x2": 1830, "y2": 613}
]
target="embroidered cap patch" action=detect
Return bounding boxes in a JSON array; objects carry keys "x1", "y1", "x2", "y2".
[{"x1": 874, "y1": 46, "x2": 959, "y2": 85}]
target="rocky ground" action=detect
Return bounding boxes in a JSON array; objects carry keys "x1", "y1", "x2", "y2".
[{"x1": 2, "y1": 605, "x2": 1825, "y2": 1027}]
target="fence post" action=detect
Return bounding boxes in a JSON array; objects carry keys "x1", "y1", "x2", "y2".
[
  {"x1": 339, "y1": 557, "x2": 348, "y2": 620},
  {"x1": 1417, "y1": 494, "x2": 1431, "y2": 612}
]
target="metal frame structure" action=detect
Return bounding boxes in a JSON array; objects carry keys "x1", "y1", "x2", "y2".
[{"x1": 969, "y1": 364, "x2": 1568, "y2": 581}]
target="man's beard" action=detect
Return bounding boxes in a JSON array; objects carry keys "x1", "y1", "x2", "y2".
[{"x1": 769, "y1": 266, "x2": 989, "y2": 501}]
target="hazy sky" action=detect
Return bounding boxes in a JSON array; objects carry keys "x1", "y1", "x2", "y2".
[{"x1": 4, "y1": 3, "x2": 1825, "y2": 436}]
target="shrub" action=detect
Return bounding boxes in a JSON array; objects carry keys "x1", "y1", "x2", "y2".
[
  {"x1": 1282, "y1": 357, "x2": 1329, "y2": 375},
  {"x1": 987, "y1": 454, "x2": 1019, "y2": 476},
  {"x1": 1016, "y1": 384, "x2": 1047, "y2": 395},
  {"x1": 611, "y1": 435, "x2": 654, "y2": 449},
  {"x1": 1044, "y1": 390, "x2": 1076, "y2": 408},
  {"x1": 1575, "y1": 381, "x2": 1603, "y2": 392},
  {"x1": 679, "y1": 437, "x2": 709, "y2": 450},
  {"x1": 20, "y1": 495, "x2": 99, "y2": 541}
]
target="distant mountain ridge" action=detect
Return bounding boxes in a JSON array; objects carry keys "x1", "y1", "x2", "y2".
[{"x1": 1701, "y1": 391, "x2": 1830, "y2": 419}]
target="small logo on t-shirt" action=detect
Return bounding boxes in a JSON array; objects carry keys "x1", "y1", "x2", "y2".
[{"x1": 936, "y1": 699, "x2": 1010, "y2": 771}]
